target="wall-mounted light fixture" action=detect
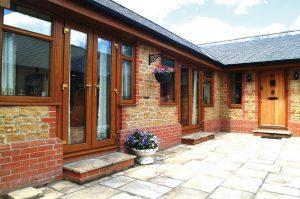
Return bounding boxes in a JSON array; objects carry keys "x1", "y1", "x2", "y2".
[
  {"x1": 148, "y1": 53, "x2": 162, "y2": 65},
  {"x1": 246, "y1": 73, "x2": 252, "y2": 82},
  {"x1": 294, "y1": 71, "x2": 299, "y2": 80}
]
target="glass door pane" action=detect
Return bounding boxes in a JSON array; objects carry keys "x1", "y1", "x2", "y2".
[
  {"x1": 180, "y1": 67, "x2": 189, "y2": 126},
  {"x1": 68, "y1": 29, "x2": 88, "y2": 145},
  {"x1": 96, "y1": 38, "x2": 111, "y2": 141},
  {"x1": 192, "y1": 70, "x2": 199, "y2": 125}
]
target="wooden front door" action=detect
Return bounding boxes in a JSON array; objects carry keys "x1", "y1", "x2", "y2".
[
  {"x1": 260, "y1": 70, "x2": 286, "y2": 127},
  {"x1": 180, "y1": 65, "x2": 203, "y2": 132},
  {"x1": 62, "y1": 23, "x2": 117, "y2": 154}
]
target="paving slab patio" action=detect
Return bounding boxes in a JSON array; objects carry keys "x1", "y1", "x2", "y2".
[{"x1": 37, "y1": 133, "x2": 300, "y2": 199}]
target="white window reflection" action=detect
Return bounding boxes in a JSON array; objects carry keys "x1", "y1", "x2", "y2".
[{"x1": 3, "y1": 6, "x2": 52, "y2": 36}]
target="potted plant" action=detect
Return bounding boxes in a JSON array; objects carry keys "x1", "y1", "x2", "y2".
[
  {"x1": 153, "y1": 66, "x2": 174, "y2": 83},
  {"x1": 125, "y1": 129, "x2": 160, "y2": 165}
]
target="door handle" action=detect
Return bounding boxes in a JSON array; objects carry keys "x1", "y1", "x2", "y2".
[
  {"x1": 86, "y1": 83, "x2": 92, "y2": 95},
  {"x1": 62, "y1": 83, "x2": 68, "y2": 91},
  {"x1": 95, "y1": 84, "x2": 99, "y2": 97},
  {"x1": 113, "y1": 88, "x2": 118, "y2": 94}
]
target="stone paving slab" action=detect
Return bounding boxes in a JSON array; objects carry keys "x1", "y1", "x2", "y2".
[
  {"x1": 209, "y1": 187, "x2": 254, "y2": 199},
  {"x1": 8, "y1": 187, "x2": 43, "y2": 199},
  {"x1": 160, "y1": 187, "x2": 208, "y2": 199},
  {"x1": 60, "y1": 184, "x2": 119, "y2": 199},
  {"x1": 30, "y1": 133, "x2": 300, "y2": 199},
  {"x1": 119, "y1": 180, "x2": 171, "y2": 199}
]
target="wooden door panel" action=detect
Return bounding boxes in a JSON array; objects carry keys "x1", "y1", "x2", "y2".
[{"x1": 260, "y1": 71, "x2": 286, "y2": 127}]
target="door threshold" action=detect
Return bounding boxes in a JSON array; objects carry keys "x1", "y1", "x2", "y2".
[
  {"x1": 259, "y1": 125, "x2": 287, "y2": 130},
  {"x1": 63, "y1": 145, "x2": 117, "y2": 160}
]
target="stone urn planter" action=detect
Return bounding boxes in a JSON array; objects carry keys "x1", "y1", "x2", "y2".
[
  {"x1": 125, "y1": 129, "x2": 160, "y2": 165},
  {"x1": 132, "y1": 148, "x2": 158, "y2": 165}
]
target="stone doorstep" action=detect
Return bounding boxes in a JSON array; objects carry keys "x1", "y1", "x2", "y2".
[
  {"x1": 253, "y1": 129, "x2": 291, "y2": 138},
  {"x1": 63, "y1": 152, "x2": 136, "y2": 184},
  {"x1": 182, "y1": 132, "x2": 215, "y2": 145}
]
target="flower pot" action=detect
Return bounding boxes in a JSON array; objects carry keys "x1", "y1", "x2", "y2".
[
  {"x1": 132, "y1": 148, "x2": 158, "y2": 165},
  {"x1": 154, "y1": 72, "x2": 173, "y2": 84}
]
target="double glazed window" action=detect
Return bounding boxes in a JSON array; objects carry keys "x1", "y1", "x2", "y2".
[
  {"x1": 120, "y1": 43, "x2": 135, "y2": 104},
  {"x1": 1, "y1": 5, "x2": 52, "y2": 98},
  {"x1": 160, "y1": 57, "x2": 176, "y2": 104},
  {"x1": 203, "y1": 71, "x2": 213, "y2": 106},
  {"x1": 229, "y1": 72, "x2": 243, "y2": 107}
]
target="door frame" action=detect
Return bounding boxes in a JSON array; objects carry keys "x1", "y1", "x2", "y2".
[
  {"x1": 62, "y1": 22, "x2": 93, "y2": 154},
  {"x1": 91, "y1": 31, "x2": 117, "y2": 148},
  {"x1": 62, "y1": 22, "x2": 118, "y2": 156},
  {"x1": 179, "y1": 64, "x2": 203, "y2": 133},
  {"x1": 258, "y1": 69, "x2": 288, "y2": 129}
]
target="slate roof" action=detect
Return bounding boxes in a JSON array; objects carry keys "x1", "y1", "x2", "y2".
[
  {"x1": 200, "y1": 31, "x2": 300, "y2": 65},
  {"x1": 85, "y1": 0, "x2": 220, "y2": 65}
]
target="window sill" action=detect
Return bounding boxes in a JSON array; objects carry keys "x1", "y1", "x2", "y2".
[
  {"x1": 229, "y1": 104, "x2": 242, "y2": 109},
  {"x1": 160, "y1": 102, "x2": 177, "y2": 106},
  {"x1": 204, "y1": 104, "x2": 214, "y2": 107}
]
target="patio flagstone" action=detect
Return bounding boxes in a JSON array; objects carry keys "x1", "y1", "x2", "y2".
[
  {"x1": 100, "y1": 176, "x2": 136, "y2": 188},
  {"x1": 60, "y1": 184, "x2": 119, "y2": 199},
  {"x1": 149, "y1": 176, "x2": 183, "y2": 188},
  {"x1": 209, "y1": 187, "x2": 254, "y2": 199},
  {"x1": 160, "y1": 187, "x2": 208, "y2": 199},
  {"x1": 181, "y1": 174, "x2": 223, "y2": 193},
  {"x1": 34, "y1": 133, "x2": 300, "y2": 199},
  {"x1": 222, "y1": 175, "x2": 263, "y2": 193},
  {"x1": 119, "y1": 180, "x2": 172, "y2": 199}
]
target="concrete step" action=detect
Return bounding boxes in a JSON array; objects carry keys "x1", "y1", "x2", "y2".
[
  {"x1": 182, "y1": 132, "x2": 215, "y2": 145},
  {"x1": 253, "y1": 129, "x2": 291, "y2": 139},
  {"x1": 7, "y1": 187, "x2": 43, "y2": 199},
  {"x1": 63, "y1": 152, "x2": 136, "y2": 184}
]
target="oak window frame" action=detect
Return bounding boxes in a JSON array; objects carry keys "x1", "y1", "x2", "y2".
[
  {"x1": 159, "y1": 56, "x2": 178, "y2": 106},
  {"x1": 0, "y1": 4, "x2": 58, "y2": 105},
  {"x1": 117, "y1": 41, "x2": 136, "y2": 106},
  {"x1": 228, "y1": 72, "x2": 243, "y2": 108}
]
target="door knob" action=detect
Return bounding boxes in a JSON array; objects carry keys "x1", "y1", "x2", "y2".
[
  {"x1": 113, "y1": 88, "x2": 118, "y2": 94},
  {"x1": 94, "y1": 84, "x2": 99, "y2": 96}
]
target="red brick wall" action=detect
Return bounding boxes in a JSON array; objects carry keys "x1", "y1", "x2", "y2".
[
  {"x1": 117, "y1": 124, "x2": 182, "y2": 151},
  {"x1": 0, "y1": 106, "x2": 63, "y2": 193},
  {"x1": 0, "y1": 138, "x2": 63, "y2": 193}
]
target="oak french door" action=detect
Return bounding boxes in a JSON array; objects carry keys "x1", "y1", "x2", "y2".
[
  {"x1": 180, "y1": 65, "x2": 203, "y2": 132},
  {"x1": 62, "y1": 23, "x2": 117, "y2": 154}
]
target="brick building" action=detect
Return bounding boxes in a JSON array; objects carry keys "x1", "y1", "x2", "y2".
[{"x1": 0, "y1": 0, "x2": 300, "y2": 193}]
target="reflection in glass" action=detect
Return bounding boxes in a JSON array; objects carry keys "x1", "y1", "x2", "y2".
[
  {"x1": 230, "y1": 73, "x2": 242, "y2": 104},
  {"x1": 180, "y1": 67, "x2": 189, "y2": 126},
  {"x1": 121, "y1": 43, "x2": 133, "y2": 57},
  {"x1": 1, "y1": 32, "x2": 50, "y2": 96},
  {"x1": 97, "y1": 38, "x2": 111, "y2": 141},
  {"x1": 203, "y1": 80, "x2": 211, "y2": 105},
  {"x1": 3, "y1": 5, "x2": 52, "y2": 36},
  {"x1": 68, "y1": 29, "x2": 87, "y2": 145},
  {"x1": 192, "y1": 70, "x2": 199, "y2": 125},
  {"x1": 122, "y1": 60, "x2": 132, "y2": 100}
]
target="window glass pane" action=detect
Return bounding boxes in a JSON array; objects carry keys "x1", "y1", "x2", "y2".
[
  {"x1": 3, "y1": 5, "x2": 52, "y2": 36},
  {"x1": 1, "y1": 32, "x2": 50, "y2": 96},
  {"x1": 203, "y1": 80, "x2": 211, "y2": 105},
  {"x1": 122, "y1": 60, "x2": 132, "y2": 100},
  {"x1": 97, "y1": 38, "x2": 111, "y2": 141},
  {"x1": 160, "y1": 73, "x2": 175, "y2": 102},
  {"x1": 162, "y1": 57, "x2": 175, "y2": 68},
  {"x1": 121, "y1": 43, "x2": 133, "y2": 57},
  {"x1": 192, "y1": 70, "x2": 199, "y2": 125},
  {"x1": 204, "y1": 71, "x2": 212, "y2": 78},
  {"x1": 180, "y1": 67, "x2": 189, "y2": 126},
  {"x1": 68, "y1": 29, "x2": 87, "y2": 145},
  {"x1": 230, "y1": 73, "x2": 242, "y2": 104}
]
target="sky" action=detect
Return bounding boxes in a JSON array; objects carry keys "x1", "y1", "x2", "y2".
[{"x1": 113, "y1": 0, "x2": 300, "y2": 44}]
